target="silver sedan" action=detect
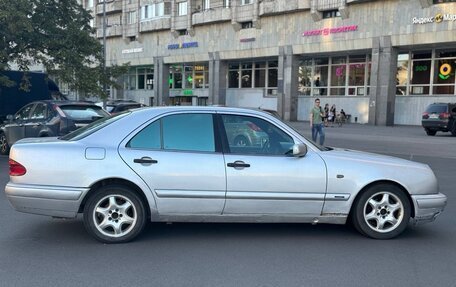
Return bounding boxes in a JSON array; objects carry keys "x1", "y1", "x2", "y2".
[{"x1": 5, "y1": 106, "x2": 447, "y2": 243}]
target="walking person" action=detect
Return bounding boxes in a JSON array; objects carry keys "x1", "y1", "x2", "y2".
[
  {"x1": 310, "y1": 98, "x2": 325, "y2": 145},
  {"x1": 329, "y1": 104, "x2": 336, "y2": 127},
  {"x1": 323, "y1": 103, "x2": 329, "y2": 127}
]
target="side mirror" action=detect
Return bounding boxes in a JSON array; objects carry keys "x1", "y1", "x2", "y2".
[
  {"x1": 6, "y1": 115, "x2": 13, "y2": 121},
  {"x1": 292, "y1": 144, "x2": 307, "y2": 157}
]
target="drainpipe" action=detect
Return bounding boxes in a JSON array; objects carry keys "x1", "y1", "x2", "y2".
[
  {"x1": 231, "y1": 0, "x2": 240, "y2": 31},
  {"x1": 253, "y1": 0, "x2": 260, "y2": 28},
  {"x1": 188, "y1": 0, "x2": 194, "y2": 36}
]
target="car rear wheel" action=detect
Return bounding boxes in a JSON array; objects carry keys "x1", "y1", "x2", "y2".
[
  {"x1": 425, "y1": 129, "x2": 436, "y2": 136},
  {"x1": 352, "y1": 184, "x2": 411, "y2": 239},
  {"x1": 83, "y1": 185, "x2": 147, "y2": 243},
  {"x1": 0, "y1": 132, "x2": 10, "y2": 155}
]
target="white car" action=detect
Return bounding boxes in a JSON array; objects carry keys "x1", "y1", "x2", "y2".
[{"x1": 5, "y1": 106, "x2": 447, "y2": 243}]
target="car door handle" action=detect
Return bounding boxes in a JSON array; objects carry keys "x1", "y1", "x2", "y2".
[
  {"x1": 133, "y1": 157, "x2": 158, "y2": 164},
  {"x1": 227, "y1": 161, "x2": 250, "y2": 168}
]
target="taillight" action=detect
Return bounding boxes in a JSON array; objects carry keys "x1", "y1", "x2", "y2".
[
  {"x1": 9, "y1": 159, "x2": 27, "y2": 176},
  {"x1": 439, "y1": 112, "x2": 450, "y2": 119},
  {"x1": 422, "y1": 112, "x2": 429, "y2": 119},
  {"x1": 247, "y1": 122, "x2": 262, "y2": 132}
]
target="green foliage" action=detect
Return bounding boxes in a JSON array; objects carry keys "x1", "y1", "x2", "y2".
[{"x1": 0, "y1": 0, "x2": 128, "y2": 99}]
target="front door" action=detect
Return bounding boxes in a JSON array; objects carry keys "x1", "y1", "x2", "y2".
[
  {"x1": 219, "y1": 113, "x2": 327, "y2": 216},
  {"x1": 5, "y1": 103, "x2": 34, "y2": 145},
  {"x1": 119, "y1": 112, "x2": 226, "y2": 215}
]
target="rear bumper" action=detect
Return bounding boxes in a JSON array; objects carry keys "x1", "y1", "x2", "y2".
[
  {"x1": 5, "y1": 182, "x2": 89, "y2": 218},
  {"x1": 422, "y1": 121, "x2": 449, "y2": 130},
  {"x1": 410, "y1": 193, "x2": 447, "y2": 225}
]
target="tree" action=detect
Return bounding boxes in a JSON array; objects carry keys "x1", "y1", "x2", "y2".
[{"x1": 0, "y1": 0, "x2": 128, "y2": 99}]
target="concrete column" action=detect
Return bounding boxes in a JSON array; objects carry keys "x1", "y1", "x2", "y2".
[
  {"x1": 153, "y1": 57, "x2": 170, "y2": 106},
  {"x1": 209, "y1": 52, "x2": 227, "y2": 106},
  {"x1": 369, "y1": 36, "x2": 397, "y2": 126},
  {"x1": 279, "y1": 46, "x2": 298, "y2": 121}
]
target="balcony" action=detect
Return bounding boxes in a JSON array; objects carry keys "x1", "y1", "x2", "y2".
[
  {"x1": 96, "y1": 25, "x2": 122, "y2": 38},
  {"x1": 140, "y1": 17, "x2": 171, "y2": 33},
  {"x1": 96, "y1": 0, "x2": 122, "y2": 15},
  {"x1": 260, "y1": 0, "x2": 311, "y2": 16},
  {"x1": 192, "y1": 7, "x2": 232, "y2": 26}
]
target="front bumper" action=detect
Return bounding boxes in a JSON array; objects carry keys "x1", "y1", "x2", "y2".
[
  {"x1": 410, "y1": 193, "x2": 447, "y2": 225},
  {"x1": 5, "y1": 182, "x2": 89, "y2": 218}
]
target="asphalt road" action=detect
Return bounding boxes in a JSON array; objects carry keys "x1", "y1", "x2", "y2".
[{"x1": 0, "y1": 123, "x2": 455, "y2": 287}]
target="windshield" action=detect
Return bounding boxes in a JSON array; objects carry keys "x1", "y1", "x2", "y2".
[{"x1": 60, "y1": 112, "x2": 130, "y2": 141}]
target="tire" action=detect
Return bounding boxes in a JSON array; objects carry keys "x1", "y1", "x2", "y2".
[
  {"x1": 83, "y1": 185, "x2": 147, "y2": 243},
  {"x1": 352, "y1": 184, "x2": 411, "y2": 240},
  {"x1": 425, "y1": 129, "x2": 436, "y2": 136},
  {"x1": 0, "y1": 132, "x2": 10, "y2": 155},
  {"x1": 233, "y1": 135, "x2": 250, "y2": 147},
  {"x1": 451, "y1": 126, "x2": 456, "y2": 136}
]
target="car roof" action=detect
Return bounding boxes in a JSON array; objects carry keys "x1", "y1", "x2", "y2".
[
  {"x1": 31, "y1": 100, "x2": 103, "y2": 107},
  {"x1": 129, "y1": 106, "x2": 276, "y2": 118}
]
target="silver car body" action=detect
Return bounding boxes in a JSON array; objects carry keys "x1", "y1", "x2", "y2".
[{"x1": 5, "y1": 107, "x2": 446, "y2": 226}]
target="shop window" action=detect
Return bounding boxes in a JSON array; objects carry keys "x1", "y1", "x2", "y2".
[
  {"x1": 298, "y1": 61, "x2": 312, "y2": 96},
  {"x1": 169, "y1": 64, "x2": 208, "y2": 90},
  {"x1": 177, "y1": 29, "x2": 188, "y2": 36},
  {"x1": 241, "y1": 0, "x2": 252, "y2": 5},
  {"x1": 396, "y1": 54, "x2": 409, "y2": 95},
  {"x1": 410, "y1": 60, "x2": 431, "y2": 94},
  {"x1": 229, "y1": 70, "x2": 240, "y2": 88}
]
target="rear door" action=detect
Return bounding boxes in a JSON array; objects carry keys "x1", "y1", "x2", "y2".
[{"x1": 118, "y1": 111, "x2": 226, "y2": 215}]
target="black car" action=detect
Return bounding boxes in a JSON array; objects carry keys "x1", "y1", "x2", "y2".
[
  {"x1": 421, "y1": 103, "x2": 456, "y2": 136},
  {"x1": 0, "y1": 100, "x2": 110, "y2": 155},
  {"x1": 105, "y1": 101, "x2": 146, "y2": 115}
]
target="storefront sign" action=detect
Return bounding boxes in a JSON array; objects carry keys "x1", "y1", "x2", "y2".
[
  {"x1": 439, "y1": 63, "x2": 452, "y2": 80},
  {"x1": 183, "y1": 89, "x2": 193, "y2": 96},
  {"x1": 302, "y1": 25, "x2": 358, "y2": 37},
  {"x1": 121, "y1": 47, "x2": 143, "y2": 54},
  {"x1": 412, "y1": 13, "x2": 456, "y2": 24},
  {"x1": 240, "y1": 38, "x2": 256, "y2": 43},
  {"x1": 167, "y1": 42, "x2": 199, "y2": 50}
]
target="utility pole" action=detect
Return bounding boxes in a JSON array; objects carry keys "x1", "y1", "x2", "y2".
[{"x1": 102, "y1": 0, "x2": 107, "y2": 109}]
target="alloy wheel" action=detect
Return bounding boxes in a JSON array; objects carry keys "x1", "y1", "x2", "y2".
[{"x1": 363, "y1": 191, "x2": 404, "y2": 233}]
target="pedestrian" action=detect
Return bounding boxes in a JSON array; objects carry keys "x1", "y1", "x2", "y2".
[
  {"x1": 323, "y1": 103, "x2": 329, "y2": 127},
  {"x1": 310, "y1": 98, "x2": 325, "y2": 145},
  {"x1": 329, "y1": 104, "x2": 336, "y2": 126}
]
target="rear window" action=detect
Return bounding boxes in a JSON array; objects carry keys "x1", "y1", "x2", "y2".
[
  {"x1": 60, "y1": 112, "x2": 130, "y2": 141},
  {"x1": 425, "y1": 104, "x2": 448, "y2": 113},
  {"x1": 60, "y1": 105, "x2": 109, "y2": 120}
]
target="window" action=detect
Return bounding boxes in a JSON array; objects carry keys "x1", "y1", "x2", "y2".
[
  {"x1": 127, "y1": 11, "x2": 137, "y2": 24},
  {"x1": 433, "y1": 0, "x2": 456, "y2": 3},
  {"x1": 203, "y1": 0, "x2": 210, "y2": 10},
  {"x1": 15, "y1": 104, "x2": 34, "y2": 121},
  {"x1": 241, "y1": 21, "x2": 253, "y2": 29},
  {"x1": 221, "y1": 114, "x2": 294, "y2": 156},
  {"x1": 87, "y1": 0, "x2": 94, "y2": 8},
  {"x1": 224, "y1": 0, "x2": 230, "y2": 7},
  {"x1": 241, "y1": 0, "x2": 252, "y2": 5},
  {"x1": 30, "y1": 104, "x2": 47, "y2": 120},
  {"x1": 162, "y1": 114, "x2": 215, "y2": 152},
  {"x1": 141, "y1": 2, "x2": 169, "y2": 20},
  {"x1": 178, "y1": 1, "x2": 188, "y2": 16},
  {"x1": 127, "y1": 121, "x2": 161, "y2": 150},
  {"x1": 177, "y1": 29, "x2": 188, "y2": 36},
  {"x1": 322, "y1": 10, "x2": 340, "y2": 19},
  {"x1": 228, "y1": 61, "x2": 278, "y2": 94},
  {"x1": 298, "y1": 55, "x2": 371, "y2": 97},
  {"x1": 124, "y1": 67, "x2": 154, "y2": 90},
  {"x1": 169, "y1": 64, "x2": 208, "y2": 89}
]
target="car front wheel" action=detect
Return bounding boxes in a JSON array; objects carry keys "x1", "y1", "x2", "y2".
[
  {"x1": 0, "y1": 132, "x2": 10, "y2": 155},
  {"x1": 352, "y1": 184, "x2": 411, "y2": 239},
  {"x1": 83, "y1": 185, "x2": 147, "y2": 243}
]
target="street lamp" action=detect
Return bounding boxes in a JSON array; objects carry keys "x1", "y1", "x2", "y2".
[{"x1": 102, "y1": 0, "x2": 107, "y2": 109}]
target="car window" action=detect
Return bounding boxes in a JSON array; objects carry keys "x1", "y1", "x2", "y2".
[
  {"x1": 127, "y1": 120, "x2": 161, "y2": 150},
  {"x1": 59, "y1": 105, "x2": 109, "y2": 120},
  {"x1": 221, "y1": 114, "x2": 294, "y2": 156},
  {"x1": 30, "y1": 104, "x2": 47, "y2": 120},
  {"x1": 14, "y1": 104, "x2": 34, "y2": 121},
  {"x1": 425, "y1": 104, "x2": 447, "y2": 113},
  {"x1": 162, "y1": 113, "x2": 215, "y2": 152}
]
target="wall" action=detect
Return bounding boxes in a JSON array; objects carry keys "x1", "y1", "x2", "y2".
[
  {"x1": 395, "y1": 96, "x2": 456, "y2": 125},
  {"x1": 226, "y1": 89, "x2": 278, "y2": 110}
]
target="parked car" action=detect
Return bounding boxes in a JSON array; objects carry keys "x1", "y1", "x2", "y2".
[
  {"x1": 422, "y1": 103, "x2": 456, "y2": 136},
  {"x1": 5, "y1": 106, "x2": 446, "y2": 243},
  {"x1": 105, "y1": 101, "x2": 146, "y2": 115},
  {"x1": 0, "y1": 100, "x2": 109, "y2": 155}
]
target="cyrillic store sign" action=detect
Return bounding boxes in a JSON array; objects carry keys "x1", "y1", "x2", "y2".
[
  {"x1": 412, "y1": 13, "x2": 456, "y2": 24},
  {"x1": 122, "y1": 47, "x2": 143, "y2": 54},
  {"x1": 302, "y1": 25, "x2": 358, "y2": 37},
  {"x1": 168, "y1": 42, "x2": 199, "y2": 50}
]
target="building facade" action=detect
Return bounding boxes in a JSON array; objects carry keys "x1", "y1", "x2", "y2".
[{"x1": 83, "y1": 0, "x2": 456, "y2": 125}]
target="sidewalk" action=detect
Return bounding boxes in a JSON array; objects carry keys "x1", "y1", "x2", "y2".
[{"x1": 287, "y1": 121, "x2": 456, "y2": 159}]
